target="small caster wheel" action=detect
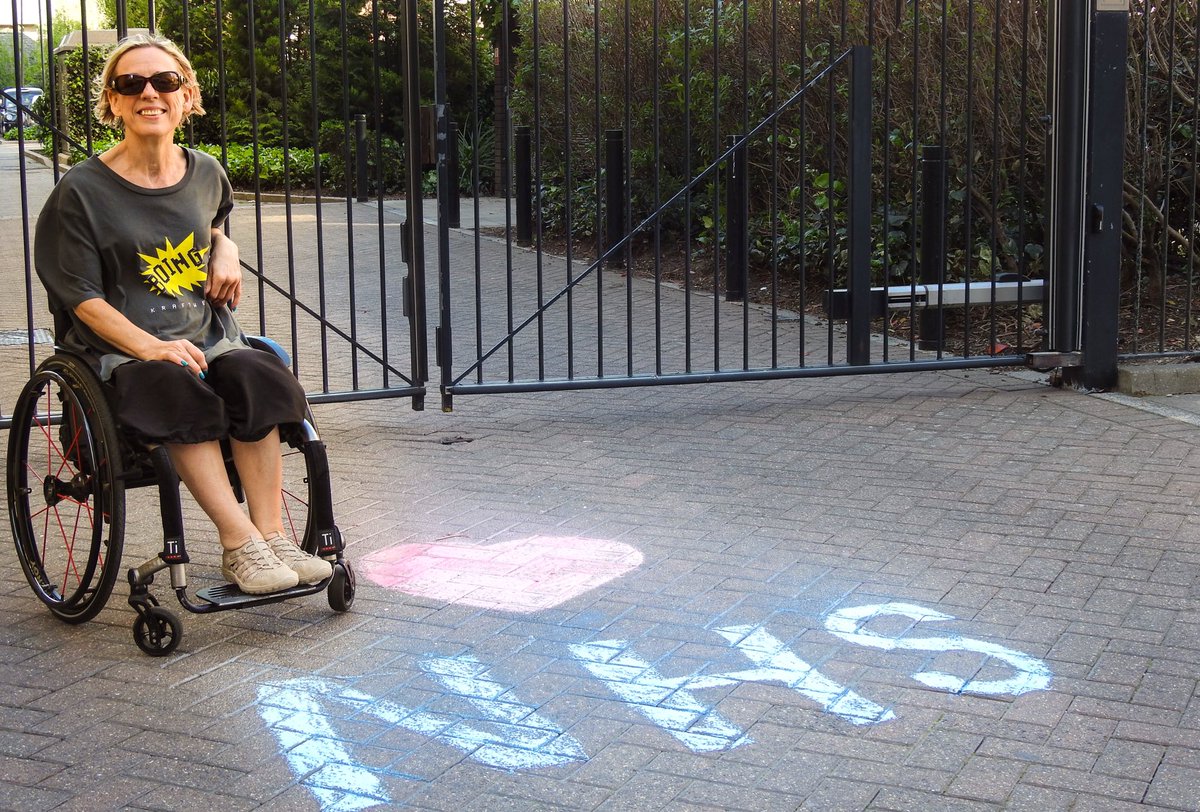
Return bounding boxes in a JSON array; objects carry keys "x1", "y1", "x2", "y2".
[
  {"x1": 133, "y1": 606, "x2": 182, "y2": 656},
  {"x1": 328, "y1": 561, "x2": 355, "y2": 612}
]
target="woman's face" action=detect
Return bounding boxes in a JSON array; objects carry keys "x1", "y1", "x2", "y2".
[{"x1": 106, "y1": 46, "x2": 194, "y2": 141}]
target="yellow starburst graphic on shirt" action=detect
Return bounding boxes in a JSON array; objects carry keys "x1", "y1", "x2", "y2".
[{"x1": 138, "y1": 232, "x2": 209, "y2": 298}]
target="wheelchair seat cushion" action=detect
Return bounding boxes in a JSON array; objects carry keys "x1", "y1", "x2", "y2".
[{"x1": 108, "y1": 348, "x2": 307, "y2": 444}]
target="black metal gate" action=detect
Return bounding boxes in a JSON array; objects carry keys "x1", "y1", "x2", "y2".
[
  {"x1": 1, "y1": 0, "x2": 428, "y2": 429},
  {"x1": 428, "y1": 0, "x2": 1056, "y2": 409},
  {"x1": 2, "y1": 0, "x2": 1186, "y2": 417}
]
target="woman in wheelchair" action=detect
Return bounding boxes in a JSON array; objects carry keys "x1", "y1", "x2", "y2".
[{"x1": 32, "y1": 33, "x2": 330, "y2": 595}]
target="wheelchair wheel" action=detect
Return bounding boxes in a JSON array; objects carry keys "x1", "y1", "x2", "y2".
[
  {"x1": 328, "y1": 561, "x2": 355, "y2": 612},
  {"x1": 7, "y1": 354, "x2": 125, "y2": 624},
  {"x1": 132, "y1": 606, "x2": 181, "y2": 656}
]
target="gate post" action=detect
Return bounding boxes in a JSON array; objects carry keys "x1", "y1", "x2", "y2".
[
  {"x1": 515, "y1": 126, "x2": 533, "y2": 246},
  {"x1": 447, "y1": 117, "x2": 461, "y2": 229},
  {"x1": 1043, "y1": 0, "x2": 1128, "y2": 389},
  {"x1": 400, "y1": 0, "x2": 428, "y2": 409},
  {"x1": 1044, "y1": 0, "x2": 1090, "y2": 374},
  {"x1": 605, "y1": 130, "x2": 625, "y2": 268},
  {"x1": 355, "y1": 114, "x2": 369, "y2": 202},
  {"x1": 1080, "y1": 2, "x2": 1129, "y2": 389},
  {"x1": 847, "y1": 46, "x2": 873, "y2": 366},
  {"x1": 430, "y1": 0, "x2": 453, "y2": 410}
]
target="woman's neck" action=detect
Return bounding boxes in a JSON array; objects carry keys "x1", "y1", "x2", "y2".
[{"x1": 100, "y1": 137, "x2": 186, "y2": 189}]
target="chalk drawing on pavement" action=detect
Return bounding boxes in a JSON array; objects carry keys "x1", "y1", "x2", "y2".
[
  {"x1": 257, "y1": 601, "x2": 1053, "y2": 809},
  {"x1": 361, "y1": 536, "x2": 644, "y2": 613},
  {"x1": 258, "y1": 655, "x2": 589, "y2": 808},
  {"x1": 824, "y1": 602, "x2": 1053, "y2": 696}
]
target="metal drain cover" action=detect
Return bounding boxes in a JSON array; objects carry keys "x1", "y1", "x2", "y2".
[{"x1": 0, "y1": 329, "x2": 52, "y2": 346}]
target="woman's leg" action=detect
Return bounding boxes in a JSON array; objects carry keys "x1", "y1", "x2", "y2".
[
  {"x1": 165, "y1": 440, "x2": 261, "y2": 551},
  {"x1": 232, "y1": 427, "x2": 332, "y2": 585},
  {"x1": 166, "y1": 439, "x2": 300, "y2": 594},
  {"x1": 230, "y1": 427, "x2": 285, "y2": 538}
]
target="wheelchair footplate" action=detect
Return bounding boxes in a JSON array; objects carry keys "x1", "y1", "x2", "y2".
[
  {"x1": 194, "y1": 578, "x2": 333, "y2": 608},
  {"x1": 127, "y1": 533, "x2": 355, "y2": 657}
]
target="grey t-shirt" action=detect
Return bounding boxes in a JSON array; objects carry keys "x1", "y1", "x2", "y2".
[{"x1": 35, "y1": 147, "x2": 249, "y2": 379}]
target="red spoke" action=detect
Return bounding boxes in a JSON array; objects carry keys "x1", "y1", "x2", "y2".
[
  {"x1": 32, "y1": 405, "x2": 71, "y2": 479},
  {"x1": 50, "y1": 504, "x2": 82, "y2": 592},
  {"x1": 281, "y1": 489, "x2": 307, "y2": 537}
]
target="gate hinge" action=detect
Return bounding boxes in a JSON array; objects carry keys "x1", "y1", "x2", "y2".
[{"x1": 1026, "y1": 351, "x2": 1083, "y2": 370}]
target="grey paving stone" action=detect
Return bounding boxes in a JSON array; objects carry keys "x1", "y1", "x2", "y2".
[
  {"x1": 1094, "y1": 738, "x2": 1166, "y2": 782},
  {"x1": 869, "y1": 787, "x2": 996, "y2": 812},
  {"x1": 798, "y1": 777, "x2": 882, "y2": 811},
  {"x1": 1145, "y1": 763, "x2": 1200, "y2": 811},
  {"x1": 944, "y1": 756, "x2": 1026, "y2": 804}
]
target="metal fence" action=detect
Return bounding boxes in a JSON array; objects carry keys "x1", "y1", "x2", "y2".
[
  {"x1": 1, "y1": 0, "x2": 427, "y2": 426},
  {"x1": 1121, "y1": 0, "x2": 1200, "y2": 358},
  {"x1": 1, "y1": 0, "x2": 1193, "y2": 415}
]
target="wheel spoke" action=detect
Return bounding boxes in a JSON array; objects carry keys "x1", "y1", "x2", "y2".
[
  {"x1": 281, "y1": 488, "x2": 308, "y2": 534},
  {"x1": 49, "y1": 504, "x2": 83, "y2": 593}
]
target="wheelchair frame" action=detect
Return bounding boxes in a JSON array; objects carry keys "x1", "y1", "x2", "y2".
[{"x1": 6, "y1": 336, "x2": 354, "y2": 656}]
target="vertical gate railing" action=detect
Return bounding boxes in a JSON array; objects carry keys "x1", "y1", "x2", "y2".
[
  {"x1": 4, "y1": 0, "x2": 1195, "y2": 423},
  {"x1": 0, "y1": 0, "x2": 428, "y2": 430},
  {"x1": 1118, "y1": 0, "x2": 1200, "y2": 362}
]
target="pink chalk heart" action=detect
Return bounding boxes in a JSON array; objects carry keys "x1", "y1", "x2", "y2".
[{"x1": 361, "y1": 536, "x2": 643, "y2": 613}]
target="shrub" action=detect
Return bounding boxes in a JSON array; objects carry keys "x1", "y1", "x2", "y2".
[{"x1": 510, "y1": 0, "x2": 1048, "y2": 289}]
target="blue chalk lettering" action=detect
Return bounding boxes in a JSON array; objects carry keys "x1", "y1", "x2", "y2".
[{"x1": 569, "y1": 640, "x2": 751, "y2": 752}]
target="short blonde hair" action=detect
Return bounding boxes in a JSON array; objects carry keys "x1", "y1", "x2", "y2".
[{"x1": 93, "y1": 34, "x2": 205, "y2": 128}]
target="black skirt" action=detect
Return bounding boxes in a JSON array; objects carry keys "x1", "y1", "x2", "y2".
[{"x1": 108, "y1": 349, "x2": 308, "y2": 444}]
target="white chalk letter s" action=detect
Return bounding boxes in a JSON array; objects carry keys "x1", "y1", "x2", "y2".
[{"x1": 824, "y1": 602, "x2": 1052, "y2": 696}]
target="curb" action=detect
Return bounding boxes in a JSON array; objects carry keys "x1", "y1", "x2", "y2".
[{"x1": 1116, "y1": 362, "x2": 1200, "y2": 397}]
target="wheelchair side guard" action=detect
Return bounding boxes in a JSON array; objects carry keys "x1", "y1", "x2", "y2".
[
  {"x1": 299, "y1": 436, "x2": 344, "y2": 558},
  {"x1": 244, "y1": 334, "x2": 290, "y2": 365}
]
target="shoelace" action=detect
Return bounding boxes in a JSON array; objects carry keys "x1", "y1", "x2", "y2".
[{"x1": 229, "y1": 540, "x2": 278, "y2": 572}]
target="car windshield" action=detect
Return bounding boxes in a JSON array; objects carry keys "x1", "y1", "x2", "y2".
[{"x1": 3, "y1": 88, "x2": 42, "y2": 107}]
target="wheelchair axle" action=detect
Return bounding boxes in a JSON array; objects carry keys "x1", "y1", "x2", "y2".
[{"x1": 42, "y1": 472, "x2": 91, "y2": 506}]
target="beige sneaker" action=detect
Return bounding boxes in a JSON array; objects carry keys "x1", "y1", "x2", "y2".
[
  {"x1": 264, "y1": 532, "x2": 333, "y2": 585},
  {"x1": 222, "y1": 537, "x2": 299, "y2": 594}
]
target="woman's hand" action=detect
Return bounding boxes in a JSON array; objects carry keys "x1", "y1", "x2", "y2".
[
  {"x1": 205, "y1": 229, "x2": 242, "y2": 309},
  {"x1": 143, "y1": 337, "x2": 208, "y2": 376},
  {"x1": 74, "y1": 299, "x2": 208, "y2": 377}
]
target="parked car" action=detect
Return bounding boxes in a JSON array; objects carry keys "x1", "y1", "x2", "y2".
[{"x1": 1, "y1": 87, "x2": 44, "y2": 132}]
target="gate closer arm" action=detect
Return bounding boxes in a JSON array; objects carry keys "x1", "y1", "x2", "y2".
[{"x1": 823, "y1": 279, "x2": 1045, "y2": 321}]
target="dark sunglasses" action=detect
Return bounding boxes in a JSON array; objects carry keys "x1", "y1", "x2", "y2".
[{"x1": 109, "y1": 71, "x2": 184, "y2": 96}]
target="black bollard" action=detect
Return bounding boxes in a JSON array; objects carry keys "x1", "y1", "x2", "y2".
[
  {"x1": 515, "y1": 126, "x2": 532, "y2": 245},
  {"x1": 725, "y1": 135, "x2": 749, "y2": 302},
  {"x1": 605, "y1": 129, "x2": 626, "y2": 268},
  {"x1": 918, "y1": 144, "x2": 947, "y2": 351}
]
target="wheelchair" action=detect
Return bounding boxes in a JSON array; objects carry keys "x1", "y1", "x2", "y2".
[{"x1": 6, "y1": 327, "x2": 355, "y2": 657}]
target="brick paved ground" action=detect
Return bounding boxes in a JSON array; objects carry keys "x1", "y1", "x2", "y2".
[{"x1": 4, "y1": 140, "x2": 1200, "y2": 810}]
